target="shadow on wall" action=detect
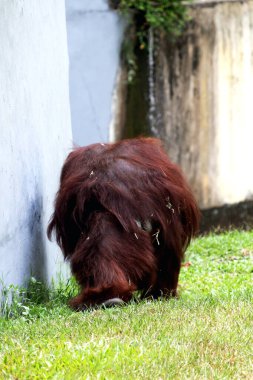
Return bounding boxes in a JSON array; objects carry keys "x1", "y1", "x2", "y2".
[
  {"x1": 199, "y1": 200, "x2": 253, "y2": 234},
  {"x1": 27, "y1": 194, "x2": 47, "y2": 283}
]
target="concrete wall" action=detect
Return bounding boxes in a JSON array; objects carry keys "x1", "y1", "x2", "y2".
[
  {"x1": 0, "y1": 1, "x2": 72, "y2": 288},
  {"x1": 65, "y1": 0, "x2": 125, "y2": 145},
  {"x1": 152, "y1": 0, "x2": 253, "y2": 209}
]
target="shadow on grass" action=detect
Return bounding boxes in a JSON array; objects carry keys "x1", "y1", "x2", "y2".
[{"x1": 0, "y1": 276, "x2": 79, "y2": 320}]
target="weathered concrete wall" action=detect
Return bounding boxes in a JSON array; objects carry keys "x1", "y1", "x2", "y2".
[
  {"x1": 65, "y1": 0, "x2": 125, "y2": 145},
  {"x1": 154, "y1": 0, "x2": 253, "y2": 209},
  {"x1": 115, "y1": 1, "x2": 253, "y2": 210},
  {"x1": 0, "y1": 1, "x2": 72, "y2": 287}
]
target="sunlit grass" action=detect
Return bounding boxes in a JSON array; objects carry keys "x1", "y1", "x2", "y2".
[{"x1": 0, "y1": 230, "x2": 252, "y2": 379}]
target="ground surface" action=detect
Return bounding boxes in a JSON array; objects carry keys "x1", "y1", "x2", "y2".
[{"x1": 0, "y1": 230, "x2": 252, "y2": 379}]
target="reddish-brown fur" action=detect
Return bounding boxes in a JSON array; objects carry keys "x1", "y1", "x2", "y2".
[{"x1": 47, "y1": 138, "x2": 200, "y2": 309}]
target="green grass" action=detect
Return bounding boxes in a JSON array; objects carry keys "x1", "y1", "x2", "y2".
[{"x1": 0, "y1": 230, "x2": 253, "y2": 379}]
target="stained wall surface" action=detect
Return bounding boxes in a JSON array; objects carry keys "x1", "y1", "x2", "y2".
[
  {"x1": 154, "y1": 1, "x2": 253, "y2": 208},
  {"x1": 0, "y1": 1, "x2": 73, "y2": 287}
]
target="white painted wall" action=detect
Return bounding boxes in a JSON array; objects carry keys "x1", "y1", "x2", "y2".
[
  {"x1": 65, "y1": 0, "x2": 125, "y2": 145},
  {"x1": 0, "y1": 1, "x2": 72, "y2": 288}
]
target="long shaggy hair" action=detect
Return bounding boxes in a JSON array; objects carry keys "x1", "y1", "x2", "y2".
[{"x1": 48, "y1": 138, "x2": 200, "y2": 309}]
